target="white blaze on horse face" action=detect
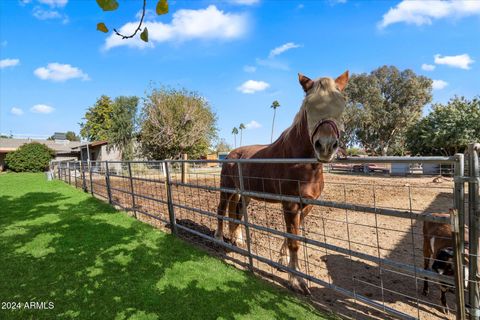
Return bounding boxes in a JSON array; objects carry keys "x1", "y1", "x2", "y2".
[
  {"x1": 304, "y1": 78, "x2": 346, "y2": 138},
  {"x1": 304, "y1": 77, "x2": 346, "y2": 162}
]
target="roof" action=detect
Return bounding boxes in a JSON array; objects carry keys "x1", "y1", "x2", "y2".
[
  {"x1": 0, "y1": 138, "x2": 81, "y2": 153},
  {"x1": 52, "y1": 132, "x2": 67, "y2": 140},
  {"x1": 71, "y1": 140, "x2": 108, "y2": 150}
]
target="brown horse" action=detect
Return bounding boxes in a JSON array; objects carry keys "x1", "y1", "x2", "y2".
[{"x1": 215, "y1": 71, "x2": 349, "y2": 294}]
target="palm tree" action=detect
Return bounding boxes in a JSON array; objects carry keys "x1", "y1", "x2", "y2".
[
  {"x1": 270, "y1": 100, "x2": 280, "y2": 143},
  {"x1": 232, "y1": 127, "x2": 239, "y2": 148},
  {"x1": 239, "y1": 123, "x2": 246, "y2": 146}
]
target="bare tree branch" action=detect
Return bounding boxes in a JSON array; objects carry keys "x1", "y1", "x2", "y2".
[{"x1": 113, "y1": 0, "x2": 147, "y2": 39}]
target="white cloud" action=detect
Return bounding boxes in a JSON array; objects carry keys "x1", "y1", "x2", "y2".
[
  {"x1": 31, "y1": 104, "x2": 54, "y2": 114},
  {"x1": 0, "y1": 58, "x2": 20, "y2": 69},
  {"x1": 269, "y1": 42, "x2": 301, "y2": 58},
  {"x1": 33, "y1": 7, "x2": 60, "y2": 19},
  {"x1": 256, "y1": 58, "x2": 289, "y2": 71},
  {"x1": 379, "y1": 0, "x2": 480, "y2": 29},
  {"x1": 434, "y1": 54, "x2": 474, "y2": 70},
  {"x1": 10, "y1": 107, "x2": 24, "y2": 116},
  {"x1": 34, "y1": 63, "x2": 89, "y2": 82},
  {"x1": 245, "y1": 120, "x2": 261, "y2": 129},
  {"x1": 104, "y1": 5, "x2": 248, "y2": 50},
  {"x1": 329, "y1": 0, "x2": 347, "y2": 4},
  {"x1": 237, "y1": 80, "x2": 270, "y2": 94},
  {"x1": 421, "y1": 63, "x2": 436, "y2": 71},
  {"x1": 38, "y1": 0, "x2": 68, "y2": 7},
  {"x1": 32, "y1": 7, "x2": 68, "y2": 22},
  {"x1": 243, "y1": 65, "x2": 256, "y2": 73},
  {"x1": 432, "y1": 79, "x2": 448, "y2": 90},
  {"x1": 230, "y1": 0, "x2": 259, "y2": 4}
]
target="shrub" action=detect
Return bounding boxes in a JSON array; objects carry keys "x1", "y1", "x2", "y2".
[{"x1": 5, "y1": 142, "x2": 55, "y2": 172}]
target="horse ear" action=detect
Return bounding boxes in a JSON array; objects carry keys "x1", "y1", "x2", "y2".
[
  {"x1": 298, "y1": 73, "x2": 314, "y2": 92},
  {"x1": 335, "y1": 70, "x2": 349, "y2": 91}
]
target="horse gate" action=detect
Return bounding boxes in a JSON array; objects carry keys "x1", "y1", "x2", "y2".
[{"x1": 51, "y1": 143, "x2": 480, "y2": 320}]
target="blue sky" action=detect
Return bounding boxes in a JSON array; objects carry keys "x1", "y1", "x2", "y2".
[{"x1": 1, "y1": 0, "x2": 479, "y2": 147}]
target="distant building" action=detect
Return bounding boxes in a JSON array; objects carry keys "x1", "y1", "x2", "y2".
[
  {"x1": 71, "y1": 141, "x2": 121, "y2": 162},
  {"x1": 0, "y1": 137, "x2": 81, "y2": 171},
  {"x1": 51, "y1": 132, "x2": 67, "y2": 141}
]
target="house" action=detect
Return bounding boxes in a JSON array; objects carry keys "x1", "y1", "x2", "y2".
[
  {"x1": 0, "y1": 137, "x2": 81, "y2": 171},
  {"x1": 72, "y1": 141, "x2": 122, "y2": 162}
]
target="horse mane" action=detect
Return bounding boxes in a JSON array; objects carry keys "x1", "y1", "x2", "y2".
[{"x1": 277, "y1": 77, "x2": 339, "y2": 144}]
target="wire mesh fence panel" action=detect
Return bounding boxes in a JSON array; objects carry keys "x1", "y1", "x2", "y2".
[{"x1": 49, "y1": 153, "x2": 479, "y2": 320}]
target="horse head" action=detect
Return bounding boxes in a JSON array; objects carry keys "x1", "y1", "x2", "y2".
[{"x1": 298, "y1": 71, "x2": 349, "y2": 162}]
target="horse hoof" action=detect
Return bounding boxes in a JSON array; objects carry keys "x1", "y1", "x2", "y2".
[
  {"x1": 289, "y1": 276, "x2": 311, "y2": 295},
  {"x1": 277, "y1": 257, "x2": 289, "y2": 272},
  {"x1": 214, "y1": 230, "x2": 223, "y2": 241},
  {"x1": 231, "y1": 238, "x2": 245, "y2": 248}
]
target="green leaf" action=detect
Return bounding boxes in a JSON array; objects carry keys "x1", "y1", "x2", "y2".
[
  {"x1": 96, "y1": 0, "x2": 119, "y2": 11},
  {"x1": 156, "y1": 0, "x2": 168, "y2": 15},
  {"x1": 140, "y1": 27, "x2": 149, "y2": 42},
  {"x1": 96, "y1": 22, "x2": 109, "y2": 33}
]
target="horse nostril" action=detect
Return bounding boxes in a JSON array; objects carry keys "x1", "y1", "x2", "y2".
[
  {"x1": 332, "y1": 141, "x2": 338, "y2": 149},
  {"x1": 314, "y1": 140, "x2": 321, "y2": 150}
]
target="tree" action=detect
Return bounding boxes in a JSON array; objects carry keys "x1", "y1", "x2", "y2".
[
  {"x1": 344, "y1": 66, "x2": 432, "y2": 155},
  {"x1": 108, "y1": 96, "x2": 139, "y2": 160},
  {"x1": 96, "y1": 0, "x2": 168, "y2": 44},
  {"x1": 80, "y1": 95, "x2": 114, "y2": 141},
  {"x1": 239, "y1": 123, "x2": 246, "y2": 147},
  {"x1": 214, "y1": 138, "x2": 231, "y2": 153},
  {"x1": 270, "y1": 100, "x2": 280, "y2": 143},
  {"x1": 232, "y1": 127, "x2": 238, "y2": 148},
  {"x1": 65, "y1": 131, "x2": 81, "y2": 141},
  {"x1": 406, "y1": 96, "x2": 480, "y2": 156},
  {"x1": 139, "y1": 87, "x2": 217, "y2": 159},
  {"x1": 5, "y1": 142, "x2": 54, "y2": 172}
]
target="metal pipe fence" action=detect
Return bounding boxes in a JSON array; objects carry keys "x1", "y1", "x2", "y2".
[{"x1": 50, "y1": 147, "x2": 480, "y2": 320}]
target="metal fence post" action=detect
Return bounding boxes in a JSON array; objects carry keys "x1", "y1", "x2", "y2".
[
  {"x1": 74, "y1": 162, "x2": 78, "y2": 188},
  {"x1": 181, "y1": 153, "x2": 189, "y2": 183},
  {"x1": 105, "y1": 161, "x2": 112, "y2": 204},
  {"x1": 164, "y1": 161, "x2": 177, "y2": 235},
  {"x1": 451, "y1": 209, "x2": 467, "y2": 320},
  {"x1": 237, "y1": 162, "x2": 254, "y2": 271},
  {"x1": 81, "y1": 161, "x2": 87, "y2": 192},
  {"x1": 468, "y1": 143, "x2": 480, "y2": 320},
  {"x1": 67, "y1": 162, "x2": 71, "y2": 185},
  {"x1": 89, "y1": 162, "x2": 94, "y2": 196},
  {"x1": 127, "y1": 162, "x2": 137, "y2": 219}
]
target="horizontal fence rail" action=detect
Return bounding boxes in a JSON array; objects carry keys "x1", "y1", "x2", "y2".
[{"x1": 50, "y1": 150, "x2": 480, "y2": 320}]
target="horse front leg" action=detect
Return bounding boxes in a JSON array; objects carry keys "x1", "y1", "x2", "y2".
[
  {"x1": 215, "y1": 191, "x2": 233, "y2": 240},
  {"x1": 278, "y1": 205, "x2": 312, "y2": 270},
  {"x1": 283, "y1": 203, "x2": 311, "y2": 295},
  {"x1": 229, "y1": 194, "x2": 248, "y2": 247}
]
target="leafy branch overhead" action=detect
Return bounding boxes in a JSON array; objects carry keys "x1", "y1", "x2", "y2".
[{"x1": 96, "y1": 0, "x2": 169, "y2": 43}]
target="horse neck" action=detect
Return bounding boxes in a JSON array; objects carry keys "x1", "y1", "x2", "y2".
[{"x1": 271, "y1": 111, "x2": 315, "y2": 158}]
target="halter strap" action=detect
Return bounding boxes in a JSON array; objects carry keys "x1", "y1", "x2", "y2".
[{"x1": 310, "y1": 119, "x2": 340, "y2": 144}]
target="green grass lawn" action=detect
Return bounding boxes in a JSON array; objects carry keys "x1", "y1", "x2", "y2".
[{"x1": 0, "y1": 173, "x2": 331, "y2": 320}]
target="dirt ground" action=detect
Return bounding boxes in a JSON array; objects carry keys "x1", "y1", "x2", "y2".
[{"x1": 71, "y1": 169, "x2": 458, "y2": 320}]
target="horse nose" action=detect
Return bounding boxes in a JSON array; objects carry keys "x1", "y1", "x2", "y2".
[{"x1": 314, "y1": 139, "x2": 338, "y2": 154}]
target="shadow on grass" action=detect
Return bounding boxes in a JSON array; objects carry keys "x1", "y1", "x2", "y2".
[{"x1": 0, "y1": 182, "x2": 326, "y2": 320}]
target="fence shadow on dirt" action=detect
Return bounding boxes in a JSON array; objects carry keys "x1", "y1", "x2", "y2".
[{"x1": 317, "y1": 192, "x2": 454, "y2": 319}]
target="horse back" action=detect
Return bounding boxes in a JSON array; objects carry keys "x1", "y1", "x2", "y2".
[{"x1": 219, "y1": 145, "x2": 324, "y2": 200}]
